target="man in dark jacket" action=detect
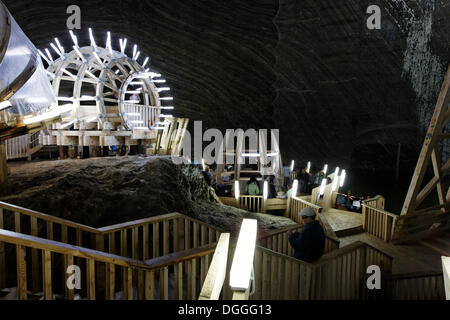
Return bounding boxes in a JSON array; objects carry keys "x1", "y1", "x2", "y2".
[{"x1": 288, "y1": 207, "x2": 325, "y2": 262}]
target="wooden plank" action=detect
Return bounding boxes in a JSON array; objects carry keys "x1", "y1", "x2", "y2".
[
  {"x1": 153, "y1": 223, "x2": 159, "y2": 258},
  {"x1": 106, "y1": 263, "x2": 115, "y2": 300},
  {"x1": 14, "y1": 211, "x2": 21, "y2": 233},
  {"x1": 65, "y1": 255, "x2": 75, "y2": 300},
  {"x1": 132, "y1": 227, "x2": 138, "y2": 259},
  {"x1": 126, "y1": 267, "x2": 133, "y2": 300},
  {"x1": 16, "y1": 244, "x2": 27, "y2": 300},
  {"x1": 46, "y1": 221, "x2": 53, "y2": 240},
  {"x1": 401, "y1": 64, "x2": 450, "y2": 216},
  {"x1": 443, "y1": 256, "x2": 450, "y2": 300},
  {"x1": 163, "y1": 220, "x2": 169, "y2": 256},
  {"x1": 0, "y1": 208, "x2": 4, "y2": 289},
  {"x1": 174, "y1": 262, "x2": 183, "y2": 300},
  {"x1": 87, "y1": 258, "x2": 96, "y2": 300},
  {"x1": 30, "y1": 216, "x2": 39, "y2": 293},
  {"x1": 42, "y1": 250, "x2": 52, "y2": 300},
  {"x1": 0, "y1": 142, "x2": 7, "y2": 184},
  {"x1": 143, "y1": 225, "x2": 149, "y2": 260},
  {"x1": 145, "y1": 270, "x2": 155, "y2": 300},
  {"x1": 199, "y1": 233, "x2": 230, "y2": 300}
]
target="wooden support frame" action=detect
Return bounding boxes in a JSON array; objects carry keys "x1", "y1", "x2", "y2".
[
  {"x1": 394, "y1": 65, "x2": 450, "y2": 241},
  {"x1": 443, "y1": 256, "x2": 450, "y2": 300},
  {"x1": 0, "y1": 141, "x2": 6, "y2": 184}
]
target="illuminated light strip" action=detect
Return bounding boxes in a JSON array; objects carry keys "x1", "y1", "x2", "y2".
[
  {"x1": 292, "y1": 179, "x2": 298, "y2": 198},
  {"x1": 340, "y1": 170, "x2": 346, "y2": 187},
  {"x1": 93, "y1": 52, "x2": 104, "y2": 67},
  {"x1": 134, "y1": 51, "x2": 140, "y2": 61},
  {"x1": 131, "y1": 120, "x2": 144, "y2": 124},
  {"x1": 159, "y1": 106, "x2": 174, "y2": 110},
  {"x1": 142, "y1": 57, "x2": 149, "y2": 68},
  {"x1": 290, "y1": 160, "x2": 294, "y2": 171},
  {"x1": 134, "y1": 126, "x2": 149, "y2": 130},
  {"x1": 133, "y1": 44, "x2": 137, "y2": 58},
  {"x1": 202, "y1": 158, "x2": 206, "y2": 171},
  {"x1": 54, "y1": 37, "x2": 65, "y2": 53},
  {"x1": 129, "y1": 81, "x2": 144, "y2": 85},
  {"x1": 159, "y1": 97, "x2": 173, "y2": 101},
  {"x1": 45, "y1": 48, "x2": 53, "y2": 62},
  {"x1": 242, "y1": 153, "x2": 260, "y2": 157},
  {"x1": 331, "y1": 167, "x2": 340, "y2": 192},
  {"x1": 89, "y1": 28, "x2": 97, "y2": 49},
  {"x1": 234, "y1": 180, "x2": 240, "y2": 200},
  {"x1": 263, "y1": 181, "x2": 268, "y2": 200},
  {"x1": 50, "y1": 43, "x2": 63, "y2": 58},
  {"x1": 0, "y1": 101, "x2": 12, "y2": 111},
  {"x1": 106, "y1": 32, "x2": 113, "y2": 54},
  {"x1": 157, "y1": 87, "x2": 170, "y2": 92},
  {"x1": 306, "y1": 161, "x2": 311, "y2": 173},
  {"x1": 323, "y1": 164, "x2": 328, "y2": 175},
  {"x1": 124, "y1": 100, "x2": 140, "y2": 104},
  {"x1": 152, "y1": 79, "x2": 166, "y2": 83},
  {"x1": 38, "y1": 49, "x2": 51, "y2": 65},
  {"x1": 69, "y1": 30, "x2": 78, "y2": 47},
  {"x1": 229, "y1": 219, "x2": 257, "y2": 291},
  {"x1": 266, "y1": 152, "x2": 278, "y2": 157},
  {"x1": 120, "y1": 38, "x2": 128, "y2": 55},
  {"x1": 159, "y1": 114, "x2": 173, "y2": 118},
  {"x1": 319, "y1": 179, "x2": 327, "y2": 196},
  {"x1": 73, "y1": 46, "x2": 87, "y2": 63}
]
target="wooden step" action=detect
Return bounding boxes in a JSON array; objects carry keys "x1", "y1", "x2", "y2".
[{"x1": 335, "y1": 225, "x2": 364, "y2": 238}]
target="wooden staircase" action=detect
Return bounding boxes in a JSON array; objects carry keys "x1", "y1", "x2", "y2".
[{"x1": 0, "y1": 199, "x2": 446, "y2": 300}]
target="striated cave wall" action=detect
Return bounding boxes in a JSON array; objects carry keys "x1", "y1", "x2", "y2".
[{"x1": 3, "y1": 0, "x2": 450, "y2": 172}]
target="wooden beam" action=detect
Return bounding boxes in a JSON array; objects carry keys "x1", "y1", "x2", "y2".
[
  {"x1": 401, "y1": 65, "x2": 450, "y2": 216},
  {"x1": 431, "y1": 148, "x2": 446, "y2": 212},
  {"x1": 0, "y1": 141, "x2": 7, "y2": 184},
  {"x1": 443, "y1": 256, "x2": 450, "y2": 300}
]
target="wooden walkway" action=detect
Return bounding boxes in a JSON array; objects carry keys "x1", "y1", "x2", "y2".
[{"x1": 322, "y1": 209, "x2": 362, "y2": 233}]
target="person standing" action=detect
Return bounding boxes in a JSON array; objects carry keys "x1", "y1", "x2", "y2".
[{"x1": 288, "y1": 207, "x2": 325, "y2": 262}]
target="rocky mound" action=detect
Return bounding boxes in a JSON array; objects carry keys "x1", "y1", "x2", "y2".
[{"x1": 0, "y1": 156, "x2": 295, "y2": 236}]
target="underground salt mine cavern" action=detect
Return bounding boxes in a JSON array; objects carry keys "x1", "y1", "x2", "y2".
[{"x1": 0, "y1": 0, "x2": 449, "y2": 307}]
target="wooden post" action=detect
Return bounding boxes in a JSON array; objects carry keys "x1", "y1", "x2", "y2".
[
  {"x1": 443, "y1": 256, "x2": 450, "y2": 300},
  {"x1": 0, "y1": 141, "x2": 7, "y2": 184}
]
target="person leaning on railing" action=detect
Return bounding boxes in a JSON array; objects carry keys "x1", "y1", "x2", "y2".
[{"x1": 288, "y1": 207, "x2": 326, "y2": 263}]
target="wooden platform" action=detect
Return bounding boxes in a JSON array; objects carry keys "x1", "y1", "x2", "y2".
[
  {"x1": 323, "y1": 209, "x2": 363, "y2": 233},
  {"x1": 339, "y1": 232, "x2": 449, "y2": 274}
]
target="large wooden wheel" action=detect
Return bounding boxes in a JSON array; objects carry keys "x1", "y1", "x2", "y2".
[{"x1": 39, "y1": 29, "x2": 174, "y2": 146}]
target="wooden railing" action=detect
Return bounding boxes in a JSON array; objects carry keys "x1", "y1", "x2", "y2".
[
  {"x1": 362, "y1": 202, "x2": 398, "y2": 242},
  {"x1": 258, "y1": 223, "x2": 339, "y2": 257},
  {"x1": 221, "y1": 241, "x2": 392, "y2": 300},
  {"x1": 287, "y1": 196, "x2": 322, "y2": 223},
  {"x1": 384, "y1": 271, "x2": 445, "y2": 300},
  {"x1": 362, "y1": 195, "x2": 385, "y2": 210},
  {"x1": 0, "y1": 201, "x2": 223, "y2": 269},
  {"x1": 123, "y1": 103, "x2": 157, "y2": 130},
  {"x1": 0, "y1": 228, "x2": 216, "y2": 300},
  {"x1": 238, "y1": 195, "x2": 263, "y2": 213}
]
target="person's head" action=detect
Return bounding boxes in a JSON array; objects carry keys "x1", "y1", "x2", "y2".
[
  {"x1": 205, "y1": 166, "x2": 210, "y2": 172},
  {"x1": 301, "y1": 168, "x2": 306, "y2": 173},
  {"x1": 269, "y1": 176, "x2": 274, "y2": 183},
  {"x1": 319, "y1": 171, "x2": 324, "y2": 176},
  {"x1": 250, "y1": 176, "x2": 257, "y2": 183},
  {"x1": 299, "y1": 207, "x2": 316, "y2": 224}
]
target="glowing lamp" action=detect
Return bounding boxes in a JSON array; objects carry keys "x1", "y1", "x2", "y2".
[
  {"x1": 234, "y1": 180, "x2": 240, "y2": 200},
  {"x1": 229, "y1": 219, "x2": 257, "y2": 291},
  {"x1": 292, "y1": 179, "x2": 298, "y2": 198},
  {"x1": 340, "y1": 170, "x2": 346, "y2": 187}
]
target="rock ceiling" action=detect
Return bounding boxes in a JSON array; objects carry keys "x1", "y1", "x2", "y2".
[{"x1": 4, "y1": 0, "x2": 450, "y2": 170}]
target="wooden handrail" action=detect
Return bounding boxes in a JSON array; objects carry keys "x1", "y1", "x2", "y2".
[
  {"x1": 292, "y1": 196, "x2": 322, "y2": 211},
  {"x1": 0, "y1": 228, "x2": 145, "y2": 269},
  {"x1": 97, "y1": 213, "x2": 182, "y2": 233},
  {"x1": 361, "y1": 204, "x2": 399, "y2": 219},
  {"x1": 143, "y1": 243, "x2": 217, "y2": 270},
  {"x1": 0, "y1": 201, "x2": 99, "y2": 233},
  {"x1": 361, "y1": 195, "x2": 384, "y2": 205}
]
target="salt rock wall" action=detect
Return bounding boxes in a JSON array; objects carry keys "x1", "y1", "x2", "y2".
[
  {"x1": 0, "y1": 157, "x2": 294, "y2": 234},
  {"x1": 3, "y1": 0, "x2": 450, "y2": 170}
]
